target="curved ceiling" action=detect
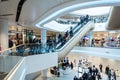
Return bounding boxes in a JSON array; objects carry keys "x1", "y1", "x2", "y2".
[
  {"x1": 70, "y1": 6, "x2": 111, "y2": 16},
  {"x1": 35, "y1": 0, "x2": 120, "y2": 27},
  {"x1": 1, "y1": 0, "x2": 120, "y2": 30},
  {"x1": 43, "y1": 20, "x2": 76, "y2": 32}
]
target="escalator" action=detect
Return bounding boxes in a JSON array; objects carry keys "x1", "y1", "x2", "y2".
[
  {"x1": 56, "y1": 21, "x2": 95, "y2": 59},
  {"x1": 4, "y1": 22, "x2": 95, "y2": 79},
  {"x1": 14, "y1": 21, "x2": 95, "y2": 58},
  {"x1": 23, "y1": 21, "x2": 95, "y2": 77}
]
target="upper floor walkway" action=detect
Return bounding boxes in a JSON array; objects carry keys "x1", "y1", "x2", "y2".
[{"x1": 71, "y1": 46, "x2": 120, "y2": 60}]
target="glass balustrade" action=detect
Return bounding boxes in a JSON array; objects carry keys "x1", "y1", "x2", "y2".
[
  {"x1": 0, "y1": 17, "x2": 90, "y2": 57},
  {"x1": 0, "y1": 48, "x2": 22, "y2": 79}
]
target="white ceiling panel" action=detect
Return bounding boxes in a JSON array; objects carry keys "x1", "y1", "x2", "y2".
[
  {"x1": 70, "y1": 6, "x2": 111, "y2": 16},
  {"x1": 0, "y1": 0, "x2": 19, "y2": 25},
  {"x1": 19, "y1": 0, "x2": 74, "y2": 26},
  {"x1": 43, "y1": 20, "x2": 76, "y2": 32},
  {"x1": 0, "y1": 0, "x2": 120, "y2": 32}
]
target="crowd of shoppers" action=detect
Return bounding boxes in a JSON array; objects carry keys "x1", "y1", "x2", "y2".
[
  {"x1": 55, "y1": 19, "x2": 79, "y2": 24},
  {"x1": 50, "y1": 57, "x2": 74, "y2": 77},
  {"x1": 56, "y1": 14, "x2": 108, "y2": 25},
  {"x1": 74, "y1": 58, "x2": 101, "y2": 80},
  {"x1": 58, "y1": 57, "x2": 73, "y2": 70},
  {"x1": 56, "y1": 15, "x2": 90, "y2": 49},
  {"x1": 49, "y1": 57, "x2": 118, "y2": 80},
  {"x1": 73, "y1": 58, "x2": 117, "y2": 80},
  {"x1": 91, "y1": 15, "x2": 108, "y2": 23},
  {"x1": 50, "y1": 57, "x2": 118, "y2": 80}
]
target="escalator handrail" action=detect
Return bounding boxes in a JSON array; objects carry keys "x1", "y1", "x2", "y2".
[
  {"x1": 56, "y1": 23, "x2": 79, "y2": 45},
  {"x1": 55, "y1": 23, "x2": 82, "y2": 49},
  {"x1": 56, "y1": 21, "x2": 93, "y2": 52}
]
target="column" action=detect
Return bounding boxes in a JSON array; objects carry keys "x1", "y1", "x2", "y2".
[
  {"x1": 0, "y1": 19, "x2": 8, "y2": 50},
  {"x1": 41, "y1": 28, "x2": 47, "y2": 48},
  {"x1": 41, "y1": 69, "x2": 47, "y2": 79},
  {"x1": 88, "y1": 30, "x2": 93, "y2": 47}
]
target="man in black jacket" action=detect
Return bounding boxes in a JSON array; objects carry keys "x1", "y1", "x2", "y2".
[{"x1": 9, "y1": 39, "x2": 13, "y2": 48}]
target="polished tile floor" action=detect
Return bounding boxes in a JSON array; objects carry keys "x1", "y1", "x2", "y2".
[
  {"x1": 35, "y1": 50, "x2": 120, "y2": 80},
  {"x1": 35, "y1": 67, "x2": 120, "y2": 80}
]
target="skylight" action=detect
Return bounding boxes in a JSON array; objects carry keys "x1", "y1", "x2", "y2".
[
  {"x1": 43, "y1": 21, "x2": 76, "y2": 32},
  {"x1": 70, "y1": 6, "x2": 111, "y2": 16}
]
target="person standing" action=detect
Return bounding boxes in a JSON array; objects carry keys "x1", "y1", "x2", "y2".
[
  {"x1": 105, "y1": 65, "x2": 110, "y2": 75},
  {"x1": 113, "y1": 70, "x2": 116, "y2": 80},
  {"x1": 70, "y1": 62, "x2": 73, "y2": 70},
  {"x1": 88, "y1": 66, "x2": 92, "y2": 75},
  {"x1": 92, "y1": 65, "x2": 96, "y2": 75},
  {"x1": 73, "y1": 75, "x2": 78, "y2": 80},
  {"x1": 91, "y1": 38, "x2": 95, "y2": 47},
  {"x1": 101, "y1": 38, "x2": 105, "y2": 47},
  {"x1": 117, "y1": 37, "x2": 120, "y2": 47},
  {"x1": 108, "y1": 69, "x2": 111, "y2": 80},
  {"x1": 9, "y1": 38, "x2": 13, "y2": 48},
  {"x1": 97, "y1": 72, "x2": 102, "y2": 80},
  {"x1": 82, "y1": 72, "x2": 88, "y2": 80},
  {"x1": 57, "y1": 67, "x2": 60, "y2": 77},
  {"x1": 70, "y1": 27, "x2": 73, "y2": 38},
  {"x1": 82, "y1": 38, "x2": 86, "y2": 46},
  {"x1": 95, "y1": 68, "x2": 99, "y2": 75},
  {"x1": 99, "y1": 64, "x2": 103, "y2": 72}
]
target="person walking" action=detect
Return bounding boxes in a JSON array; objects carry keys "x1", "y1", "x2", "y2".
[
  {"x1": 113, "y1": 70, "x2": 116, "y2": 80},
  {"x1": 99, "y1": 64, "x2": 103, "y2": 72},
  {"x1": 105, "y1": 65, "x2": 110, "y2": 75},
  {"x1": 108, "y1": 70, "x2": 111, "y2": 80}
]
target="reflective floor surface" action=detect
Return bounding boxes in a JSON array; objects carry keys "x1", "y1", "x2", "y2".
[{"x1": 35, "y1": 67, "x2": 120, "y2": 80}]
